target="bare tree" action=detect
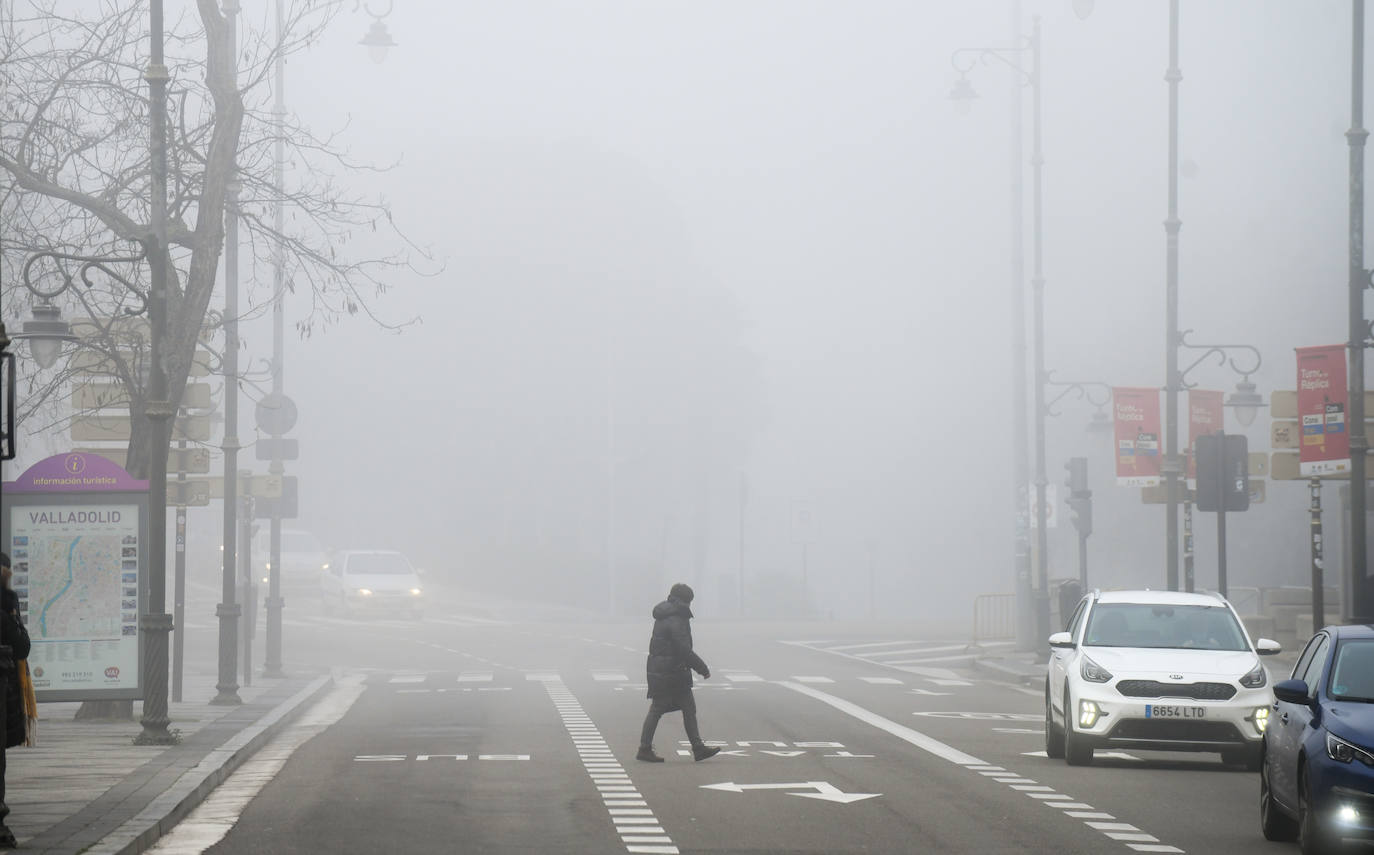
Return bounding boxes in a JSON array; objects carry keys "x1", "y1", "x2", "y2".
[{"x1": 0, "y1": 0, "x2": 430, "y2": 471}]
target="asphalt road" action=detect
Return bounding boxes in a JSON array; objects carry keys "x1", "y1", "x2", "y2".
[{"x1": 163, "y1": 580, "x2": 1311, "y2": 854}]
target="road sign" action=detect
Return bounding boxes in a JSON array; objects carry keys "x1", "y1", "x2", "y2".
[
  {"x1": 1029, "y1": 483, "x2": 1057, "y2": 528},
  {"x1": 1271, "y1": 390, "x2": 1374, "y2": 420},
  {"x1": 1195, "y1": 433, "x2": 1249, "y2": 512},
  {"x1": 167, "y1": 479, "x2": 211, "y2": 507},
  {"x1": 255, "y1": 437, "x2": 299, "y2": 461},
  {"x1": 70, "y1": 413, "x2": 211, "y2": 442},
  {"x1": 255, "y1": 393, "x2": 297, "y2": 437},
  {"x1": 206, "y1": 473, "x2": 282, "y2": 499},
  {"x1": 73, "y1": 381, "x2": 212, "y2": 411},
  {"x1": 1271, "y1": 452, "x2": 1356, "y2": 481},
  {"x1": 75, "y1": 446, "x2": 211, "y2": 474},
  {"x1": 69, "y1": 348, "x2": 213, "y2": 378},
  {"x1": 699, "y1": 781, "x2": 880, "y2": 804},
  {"x1": 254, "y1": 475, "x2": 298, "y2": 519}
]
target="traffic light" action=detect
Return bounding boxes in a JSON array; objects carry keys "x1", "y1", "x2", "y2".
[
  {"x1": 1064, "y1": 457, "x2": 1092, "y2": 535},
  {"x1": 1195, "y1": 433, "x2": 1249, "y2": 512},
  {"x1": 1065, "y1": 457, "x2": 1088, "y2": 494}
]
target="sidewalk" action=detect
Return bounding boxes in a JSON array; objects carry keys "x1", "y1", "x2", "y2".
[{"x1": 8, "y1": 662, "x2": 332, "y2": 855}]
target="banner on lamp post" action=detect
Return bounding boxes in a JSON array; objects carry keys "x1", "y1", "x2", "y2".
[
  {"x1": 1187, "y1": 389, "x2": 1225, "y2": 486},
  {"x1": 1297, "y1": 344, "x2": 1350, "y2": 476},
  {"x1": 1113, "y1": 387, "x2": 1162, "y2": 487}
]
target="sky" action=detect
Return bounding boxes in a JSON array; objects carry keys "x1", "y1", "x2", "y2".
[{"x1": 5, "y1": 0, "x2": 1368, "y2": 627}]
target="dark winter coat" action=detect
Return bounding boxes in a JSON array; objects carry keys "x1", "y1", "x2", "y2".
[
  {"x1": 0, "y1": 589, "x2": 29, "y2": 750},
  {"x1": 644, "y1": 596, "x2": 708, "y2": 705}
]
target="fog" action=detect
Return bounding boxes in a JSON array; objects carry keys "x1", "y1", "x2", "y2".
[
  {"x1": 14, "y1": 1, "x2": 1365, "y2": 631},
  {"x1": 257, "y1": 0, "x2": 1359, "y2": 626}
]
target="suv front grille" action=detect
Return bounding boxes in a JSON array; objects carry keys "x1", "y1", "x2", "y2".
[
  {"x1": 1115, "y1": 680, "x2": 1236, "y2": 701},
  {"x1": 1108, "y1": 719, "x2": 1244, "y2": 743}
]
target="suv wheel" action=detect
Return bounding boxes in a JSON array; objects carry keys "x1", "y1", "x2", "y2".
[
  {"x1": 1044, "y1": 683, "x2": 1065, "y2": 759},
  {"x1": 1063, "y1": 688, "x2": 1093, "y2": 766}
]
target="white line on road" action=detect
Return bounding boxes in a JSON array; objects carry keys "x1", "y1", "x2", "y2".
[{"x1": 146, "y1": 672, "x2": 367, "y2": 854}]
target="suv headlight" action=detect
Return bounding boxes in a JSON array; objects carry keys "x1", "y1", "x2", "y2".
[
  {"x1": 1080, "y1": 655, "x2": 1113, "y2": 683},
  {"x1": 1239, "y1": 661, "x2": 1267, "y2": 689},
  {"x1": 1327, "y1": 732, "x2": 1374, "y2": 767}
]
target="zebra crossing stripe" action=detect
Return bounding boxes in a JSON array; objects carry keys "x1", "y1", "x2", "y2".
[{"x1": 543, "y1": 679, "x2": 678, "y2": 855}]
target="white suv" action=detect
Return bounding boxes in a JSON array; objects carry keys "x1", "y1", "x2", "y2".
[{"x1": 1045, "y1": 589, "x2": 1281, "y2": 768}]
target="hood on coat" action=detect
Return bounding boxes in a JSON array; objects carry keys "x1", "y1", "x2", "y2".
[{"x1": 653, "y1": 598, "x2": 692, "y2": 620}]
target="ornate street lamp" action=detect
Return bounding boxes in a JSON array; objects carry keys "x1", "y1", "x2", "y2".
[
  {"x1": 356, "y1": 1, "x2": 397, "y2": 64},
  {"x1": 951, "y1": 16, "x2": 1048, "y2": 650}
]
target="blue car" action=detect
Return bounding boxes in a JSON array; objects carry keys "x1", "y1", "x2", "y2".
[{"x1": 1261, "y1": 624, "x2": 1374, "y2": 854}]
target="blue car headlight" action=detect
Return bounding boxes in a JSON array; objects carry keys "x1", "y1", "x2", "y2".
[{"x1": 1326, "y1": 732, "x2": 1374, "y2": 767}]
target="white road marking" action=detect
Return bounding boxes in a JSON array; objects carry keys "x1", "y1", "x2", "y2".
[
  {"x1": 457, "y1": 671, "x2": 493, "y2": 682},
  {"x1": 778, "y1": 680, "x2": 1183, "y2": 853},
  {"x1": 543, "y1": 679, "x2": 678, "y2": 855},
  {"x1": 388, "y1": 675, "x2": 425, "y2": 684},
  {"x1": 792, "y1": 676, "x2": 834, "y2": 683},
  {"x1": 859, "y1": 677, "x2": 904, "y2": 685},
  {"x1": 147, "y1": 672, "x2": 367, "y2": 854},
  {"x1": 723, "y1": 673, "x2": 765, "y2": 682},
  {"x1": 777, "y1": 681, "x2": 985, "y2": 765},
  {"x1": 594, "y1": 672, "x2": 629, "y2": 681}
]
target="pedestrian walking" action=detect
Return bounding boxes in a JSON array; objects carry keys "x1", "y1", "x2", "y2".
[
  {"x1": 637, "y1": 582, "x2": 720, "y2": 763},
  {"x1": 0, "y1": 553, "x2": 32, "y2": 849}
]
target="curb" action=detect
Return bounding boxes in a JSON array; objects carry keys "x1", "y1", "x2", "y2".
[{"x1": 86, "y1": 673, "x2": 334, "y2": 855}]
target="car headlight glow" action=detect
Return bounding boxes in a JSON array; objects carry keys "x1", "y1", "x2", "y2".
[
  {"x1": 409, "y1": 588, "x2": 422, "y2": 596},
  {"x1": 355, "y1": 588, "x2": 373, "y2": 597},
  {"x1": 1239, "y1": 661, "x2": 1267, "y2": 689},
  {"x1": 1252, "y1": 706, "x2": 1270, "y2": 734},
  {"x1": 1080, "y1": 655, "x2": 1113, "y2": 683},
  {"x1": 1327, "y1": 732, "x2": 1374, "y2": 767},
  {"x1": 322, "y1": 563, "x2": 330, "y2": 571},
  {"x1": 1340, "y1": 806, "x2": 1361, "y2": 824},
  {"x1": 1079, "y1": 700, "x2": 1101, "y2": 728}
]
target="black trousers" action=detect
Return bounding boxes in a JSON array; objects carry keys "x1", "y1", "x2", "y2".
[{"x1": 640, "y1": 690, "x2": 702, "y2": 750}]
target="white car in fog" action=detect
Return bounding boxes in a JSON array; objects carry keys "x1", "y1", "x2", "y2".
[
  {"x1": 253, "y1": 528, "x2": 330, "y2": 595},
  {"x1": 320, "y1": 549, "x2": 424, "y2": 619},
  {"x1": 1045, "y1": 589, "x2": 1281, "y2": 769}
]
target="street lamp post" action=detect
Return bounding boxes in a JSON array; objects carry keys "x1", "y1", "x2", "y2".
[
  {"x1": 1162, "y1": 0, "x2": 1185, "y2": 592},
  {"x1": 951, "y1": 14, "x2": 1049, "y2": 646},
  {"x1": 212, "y1": 0, "x2": 244, "y2": 706},
  {"x1": 1349, "y1": 0, "x2": 1372, "y2": 624}
]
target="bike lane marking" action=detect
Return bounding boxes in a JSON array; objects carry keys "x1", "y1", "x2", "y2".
[
  {"x1": 540, "y1": 677, "x2": 679, "y2": 855},
  {"x1": 776, "y1": 681, "x2": 1184, "y2": 853}
]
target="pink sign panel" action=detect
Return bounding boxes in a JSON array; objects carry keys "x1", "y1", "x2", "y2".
[
  {"x1": 1113, "y1": 387, "x2": 1162, "y2": 487},
  {"x1": 1297, "y1": 345, "x2": 1350, "y2": 476},
  {"x1": 1187, "y1": 389, "x2": 1224, "y2": 483}
]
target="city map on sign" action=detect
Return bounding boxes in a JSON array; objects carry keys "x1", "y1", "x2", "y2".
[{"x1": 27, "y1": 534, "x2": 124, "y2": 639}]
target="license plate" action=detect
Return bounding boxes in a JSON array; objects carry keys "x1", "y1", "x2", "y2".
[{"x1": 1145, "y1": 704, "x2": 1206, "y2": 718}]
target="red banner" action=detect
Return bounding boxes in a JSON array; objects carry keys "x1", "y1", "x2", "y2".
[
  {"x1": 1186, "y1": 389, "x2": 1224, "y2": 483},
  {"x1": 1113, "y1": 387, "x2": 1162, "y2": 486},
  {"x1": 1297, "y1": 344, "x2": 1350, "y2": 476}
]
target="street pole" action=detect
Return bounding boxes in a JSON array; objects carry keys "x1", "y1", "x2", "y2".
[
  {"x1": 738, "y1": 472, "x2": 746, "y2": 617},
  {"x1": 1311, "y1": 478, "x2": 1326, "y2": 629},
  {"x1": 1215, "y1": 430, "x2": 1228, "y2": 599},
  {"x1": 1028, "y1": 15, "x2": 1051, "y2": 645},
  {"x1": 137, "y1": 0, "x2": 176, "y2": 744},
  {"x1": 263, "y1": 0, "x2": 287, "y2": 679},
  {"x1": 212, "y1": 0, "x2": 243, "y2": 707},
  {"x1": 1010, "y1": 0, "x2": 1035, "y2": 652},
  {"x1": 172, "y1": 440, "x2": 186, "y2": 703},
  {"x1": 1163, "y1": 0, "x2": 1183, "y2": 593},
  {"x1": 1349, "y1": 0, "x2": 1372, "y2": 623}
]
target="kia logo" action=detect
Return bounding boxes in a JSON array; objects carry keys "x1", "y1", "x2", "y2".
[{"x1": 1169, "y1": 674, "x2": 1184, "y2": 680}]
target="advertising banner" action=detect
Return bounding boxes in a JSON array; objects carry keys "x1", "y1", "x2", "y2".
[
  {"x1": 1113, "y1": 387, "x2": 1162, "y2": 487},
  {"x1": 2, "y1": 453, "x2": 148, "y2": 701},
  {"x1": 1296, "y1": 345, "x2": 1350, "y2": 476},
  {"x1": 1187, "y1": 389, "x2": 1225, "y2": 485}
]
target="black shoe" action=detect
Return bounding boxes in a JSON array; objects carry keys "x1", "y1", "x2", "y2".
[
  {"x1": 0, "y1": 826, "x2": 17, "y2": 848},
  {"x1": 693, "y1": 744, "x2": 721, "y2": 762},
  {"x1": 635, "y1": 747, "x2": 664, "y2": 763}
]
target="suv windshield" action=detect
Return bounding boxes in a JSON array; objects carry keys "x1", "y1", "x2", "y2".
[
  {"x1": 345, "y1": 553, "x2": 412, "y2": 575},
  {"x1": 1330, "y1": 639, "x2": 1374, "y2": 703},
  {"x1": 1083, "y1": 603, "x2": 1248, "y2": 651}
]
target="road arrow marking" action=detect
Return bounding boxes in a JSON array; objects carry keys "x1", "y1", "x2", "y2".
[{"x1": 700, "y1": 781, "x2": 880, "y2": 804}]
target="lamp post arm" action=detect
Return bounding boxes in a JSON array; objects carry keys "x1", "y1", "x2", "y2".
[
  {"x1": 951, "y1": 44, "x2": 1033, "y2": 85},
  {"x1": 1176, "y1": 331, "x2": 1262, "y2": 388},
  {"x1": 21, "y1": 247, "x2": 148, "y2": 303},
  {"x1": 1044, "y1": 374, "x2": 1113, "y2": 417}
]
